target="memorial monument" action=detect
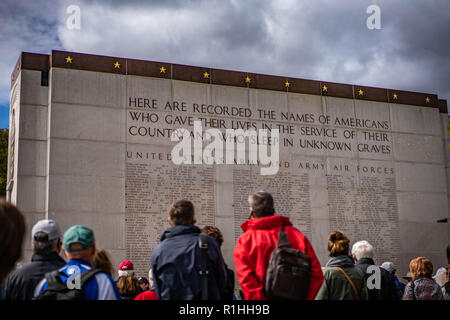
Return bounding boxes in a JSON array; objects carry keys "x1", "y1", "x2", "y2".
[{"x1": 7, "y1": 50, "x2": 450, "y2": 279}]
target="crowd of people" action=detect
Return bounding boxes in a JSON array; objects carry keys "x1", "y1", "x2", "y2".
[{"x1": 0, "y1": 193, "x2": 449, "y2": 301}]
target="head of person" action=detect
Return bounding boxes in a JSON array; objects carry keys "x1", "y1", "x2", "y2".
[
  {"x1": 381, "y1": 262, "x2": 396, "y2": 275},
  {"x1": 351, "y1": 240, "x2": 374, "y2": 262},
  {"x1": 248, "y1": 191, "x2": 274, "y2": 219},
  {"x1": 62, "y1": 225, "x2": 96, "y2": 264},
  {"x1": 0, "y1": 201, "x2": 26, "y2": 282},
  {"x1": 327, "y1": 231, "x2": 350, "y2": 257},
  {"x1": 31, "y1": 220, "x2": 63, "y2": 256},
  {"x1": 93, "y1": 248, "x2": 114, "y2": 278},
  {"x1": 118, "y1": 260, "x2": 135, "y2": 277},
  {"x1": 138, "y1": 276, "x2": 149, "y2": 291},
  {"x1": 168, "y1": 200, "x2": 195, "y2": 226},
  {"x1": 201, "y1": 226, "x2": 223, "y2": 248},
  {"x1": 117, "y1": 275, "x2": 140, "y2": 298},
  {"x1": 409, "y1": 257, "x2": 433, "y2": 279},
  {"x1": 433, "y1": 267, "x2": 448, "y2": 287}
]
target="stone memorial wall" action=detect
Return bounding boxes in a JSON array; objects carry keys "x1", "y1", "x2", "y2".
[{"x1": 8, "y1": 51, "x2": 450, "y2": 280}]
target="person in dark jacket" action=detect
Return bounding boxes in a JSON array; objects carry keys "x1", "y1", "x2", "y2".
[
  {"x1": 5, "y1": 219, "x2": 66, "y2": 300},
  {"x1": 316, "y1": 231, "x2": 368, "y2": 300},
  {"x1": 403, "y1": 256, "x2": 443, "y2": 300},
  {"x1": 201, "y1": 225, "x2": 235, "y2": 300},
  {"x1": 151, "y1": 200, "x2": 228, "y2": 300},
  {"x1": 351, "y1": 240, "x2": 398, "y2": 300},
  {"x1": 381, "y1": 261, "x2": 405, "y2": 299}
]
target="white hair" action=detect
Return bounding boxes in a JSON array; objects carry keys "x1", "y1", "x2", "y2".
[{"x1": 351, "y1": 240, "x2": 374, "y2": 260}]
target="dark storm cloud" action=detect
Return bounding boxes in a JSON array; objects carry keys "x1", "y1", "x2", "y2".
[
  {"x1": 379, "y1": 0, "x2": 450, "y2": 98},
  {"x1": 0, "y1": 0, "x2": 449, "y2": 115}
]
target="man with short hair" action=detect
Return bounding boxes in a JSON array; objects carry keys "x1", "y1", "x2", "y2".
[
  {"x1": 150, "y1": 200, "x2": 228, "y2": 300},
  {"x1": 5, "y1": 220, "x2": 66, "y2": 300},
  {"x1": 34, "y1": 225, "x2": 121, "y2": 300},
  {"x1": 352, "y1": 240, "x2": 398, "y2": 300},
  {"x1": 233, "y1": 191, "x2": 324, "y2": 300}
]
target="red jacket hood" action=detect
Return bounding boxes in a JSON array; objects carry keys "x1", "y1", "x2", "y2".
[{"x1": 240, "y1": 215, "x2": 292, "y2": 232}]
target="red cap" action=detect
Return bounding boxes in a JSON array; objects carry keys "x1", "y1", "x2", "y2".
[{"x1": 119, "y1": 260, "x2": 134, "y2": 271}]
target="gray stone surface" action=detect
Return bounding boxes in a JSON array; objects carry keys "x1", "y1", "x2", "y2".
[{"x1": 8, "y1": 62, "x2": 450, "y2": 282}]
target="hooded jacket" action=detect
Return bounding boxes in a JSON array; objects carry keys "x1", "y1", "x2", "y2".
[
  {"x1": 5, "y1": 252, "x2": 66, "y2": 300},
  {"x1": 150, "y1": 224, "x2": 227, "y2": 300},
  {"x1": 233, "y1": 215, "x2": 324, "y2": 300},
  {"x1": 315, "y1": 254, "x2": 368, "y2": 300}
]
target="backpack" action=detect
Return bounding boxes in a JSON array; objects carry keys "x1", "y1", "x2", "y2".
[
  {"x1": 264, "y1": 225, "x2": 311, "y2": 300},
  {"x1": 198, "y1": 233, "x2": 209, "y2": 300},
  {"x1": 33, "y1": 268, "x2": 102, "y2": 300}
]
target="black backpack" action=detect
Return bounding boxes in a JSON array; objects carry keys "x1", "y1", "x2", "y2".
[
  {"x1": 198, "y1": 233, "x2": 209, "y2": 300},
  {"x1": 33, "y1": 268, "x2": 102, "y2": 300},
  {"x1": 264, "y1": 225, "x2": 311, "y2": 300}
]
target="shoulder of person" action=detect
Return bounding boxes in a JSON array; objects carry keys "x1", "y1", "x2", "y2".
[
  {"x1": 87, "y1": 271, "x2": 120, "y2": 300},
  {"x1": 321, "y1": 267, "x2": 344, "y2": 278}
]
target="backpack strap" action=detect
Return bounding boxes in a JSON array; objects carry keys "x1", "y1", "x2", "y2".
[
  {"x1": 277, "y1": 225, "x2": 307, "y2": 254},
  {"x1": 277, "y1": 225, "x2": 291, "y2": 248},
  {"x1": 334, "y1": 267, "x2": 360, "y2": 300},
  {"x1": 198, "y1": 233, "x2": 209, "y2": 300},
  {"x1": 79, "y1": 268, "x2": 103, "y2": 288},
  {"x1": 45, "y1": 270, "x2": 68, "y2": 291}
]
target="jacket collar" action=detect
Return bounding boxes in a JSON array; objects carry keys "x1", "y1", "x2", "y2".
[
  {"x1": 326, "y1": 254, "x2": 355, "y2": 268},
  {"x1": 67, "y1": 259, "x2": 92, "y2": 268},
  {"x1": 160, "y1": 224, "x2": 200, "y2": 241},
  {"x1": 240, "y1": 215, "x2": 292, "y2": 232},
  {"x1": 31, "y1": 251, "x2": 65, "y2": 263},
  {"x1": 356, "y1": 257, "x2": 375, "y2": 265}
]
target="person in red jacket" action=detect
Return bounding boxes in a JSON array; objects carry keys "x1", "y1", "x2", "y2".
[{"x1": 233, "y1": 191, "x2": 324, "y2": 300}]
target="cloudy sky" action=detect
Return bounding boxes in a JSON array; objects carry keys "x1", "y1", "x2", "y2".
[{"x1": 0, "y1": 0, "x2": 449, "y2": 128}]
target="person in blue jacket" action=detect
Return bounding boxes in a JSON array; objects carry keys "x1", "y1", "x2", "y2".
[
  {"x1": 34, "y1": 225, "x2": 121, "y2": 300},
  {"x1": 151, "y1": 200, "x2": 228, "y2": 300}
]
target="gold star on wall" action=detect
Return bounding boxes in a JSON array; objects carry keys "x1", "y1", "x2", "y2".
[
  {"x1": 285, "y1": 81, "x2": 290, "y2": 88},
  {"x1": 322, "y1": 85, "x2": 328, "y2": 92},
  {"x1": 65, "y1": 56, "x2": 73, "y2": 64},
  {"x1": 358, "y1": 89, "x2": 364, "y2": 96},
  {"x1": 203, "y1": 72, "x2": 209, "y2": 79},
  {"x1": 393, "y1": 93, "x2": 398, "y2": 100},
  {"x1": 425, "y1": 97, "x2": 431, "y2": 103},
  {"x1": 245, "y1": 76, "x2": 251, "y2": 84},
  {"x1": 114, "y1": 61, "x2": 120, "y2": 69},
  {"x1": 160, "y1": 66, "x2": 166, "y2": 74}
]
